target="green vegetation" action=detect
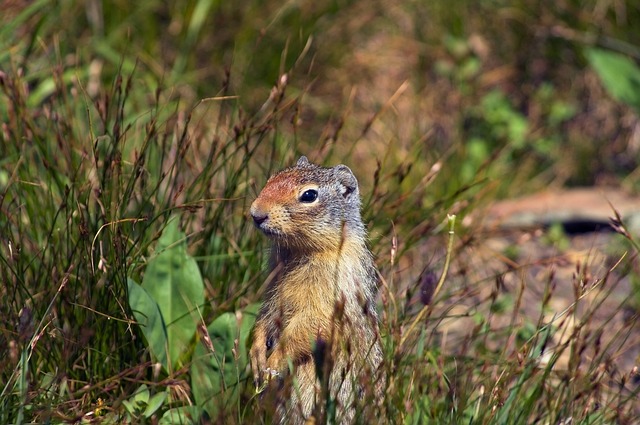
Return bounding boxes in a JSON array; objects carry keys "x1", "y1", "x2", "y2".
[{"x1": 2, "y1": 0, "x2": 640, "y2": 423}]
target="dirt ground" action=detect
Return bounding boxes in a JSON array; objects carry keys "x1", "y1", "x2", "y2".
[{"x1": 435, "y1": 187, "x2": 640, "y2": 399}]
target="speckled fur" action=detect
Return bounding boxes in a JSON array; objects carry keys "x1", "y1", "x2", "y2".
[{"x1": 250, "y1": 157, "x2": 383, "y2": 424}]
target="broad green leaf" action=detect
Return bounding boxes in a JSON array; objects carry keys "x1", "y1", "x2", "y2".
[
  {"x1": 122, "y1": 399, "x2": 136, "y2": 416},
  {"x1": 128, "y1": 279, "x2": 168, "y2": 368},
  {"x1": 239, "y1": 303, "x2": 261, "y2": 347},
  {"x1": 159, "y1": 406, "x2": 200, "y2": 425},
  {"x1": 142, "y1": 216, "x2": 205, "y2": 370},
  {"x1": 143, "y1": 391, "x2": 168, "y2": 418},
  {"x1": 585, "y1": 48, "x2": 640, "y2": 113},
  {"x1": 191, "y1": 304, "x2": 259, "y2": 418},
  {"x1": 133, "y1": 384, "x2": 150, "y2": 406}
]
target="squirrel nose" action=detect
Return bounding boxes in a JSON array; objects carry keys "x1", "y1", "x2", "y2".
[{"x1": 252, "y1": 212, "x2": 268, "y2": 226}]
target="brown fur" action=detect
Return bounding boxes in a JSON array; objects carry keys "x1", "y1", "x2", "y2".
[{"x1": 250, "y1": 156, "x2": 383, "y2": 424}]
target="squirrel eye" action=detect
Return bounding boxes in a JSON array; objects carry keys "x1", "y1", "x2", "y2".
[{"x1": 299, "y1": 189, "x2": 318, "y2": 203}]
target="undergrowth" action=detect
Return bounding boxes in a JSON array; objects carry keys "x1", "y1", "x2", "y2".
[{"x1": 1, "y1": 0, "x2": 640, "y2": 424}]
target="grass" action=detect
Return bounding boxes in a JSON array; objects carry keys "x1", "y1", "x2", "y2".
[{"x1": 1, "y1": 0, "x2": 640, "y2": 423}]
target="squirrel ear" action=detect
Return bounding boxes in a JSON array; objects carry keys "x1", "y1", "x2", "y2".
[
  {"x1": 334, "y1": 165, "x2": 358, "y2": 198},
  {"x1": 297, "y1": 156, "x2": 310, "y2": 167}
]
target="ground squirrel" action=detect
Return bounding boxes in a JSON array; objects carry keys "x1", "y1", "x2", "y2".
[{"x1": 249, "y1": 156, "x2": 383, "y2": 424}]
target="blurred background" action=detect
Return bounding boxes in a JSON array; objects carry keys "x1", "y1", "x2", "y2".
[{"x1": 3, "y1": 0, "x2": 640, "y2": 190}]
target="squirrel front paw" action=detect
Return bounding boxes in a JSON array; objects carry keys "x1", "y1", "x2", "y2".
[
  {"x1": 264, "y1": 346, "x2": 289, "y2": 378},
  {"x1": 251, "y1": 344, "x2": 288, "y2": 393},
  {"x1": 249, "y1": 342, "x2": 267, "y2": 389}
]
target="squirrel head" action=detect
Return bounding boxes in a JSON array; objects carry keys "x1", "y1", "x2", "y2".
[{"x1": 250, "y1": 156, "x2": 365, "y2": 253}]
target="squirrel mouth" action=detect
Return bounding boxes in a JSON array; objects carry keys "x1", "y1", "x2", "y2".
[{"x1": 256, "y1": 224, "x2": 284, "y2": 238}]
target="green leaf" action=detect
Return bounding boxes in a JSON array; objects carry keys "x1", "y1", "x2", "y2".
[
  {"x1": 122, "y1": 399, "x2": 136, "y2": 416},
  {"x1": 159, "y1": 406, "x2": 199, "y2": 425},
  {"x1": 191, "y1": 304, "x2": 259, "y2": 418},
  {"x1": 143, "y1": 391, "x2": 168, "y2": 418},
  {"x1": 142, "y1": 216, "x2": 205, "y2": 370},
  {"x1": 585, "y1": 48, "x2": 640, "y2": 113},
  {"x1": 128, "y1": 279, "x2": 169, "y2": 368},
  {"x1": 239, "y1": 303, "x2": 261, "y2": 345},
  {"x1": 133, "y1": 384, "x2": 150, "y2": 406}
]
